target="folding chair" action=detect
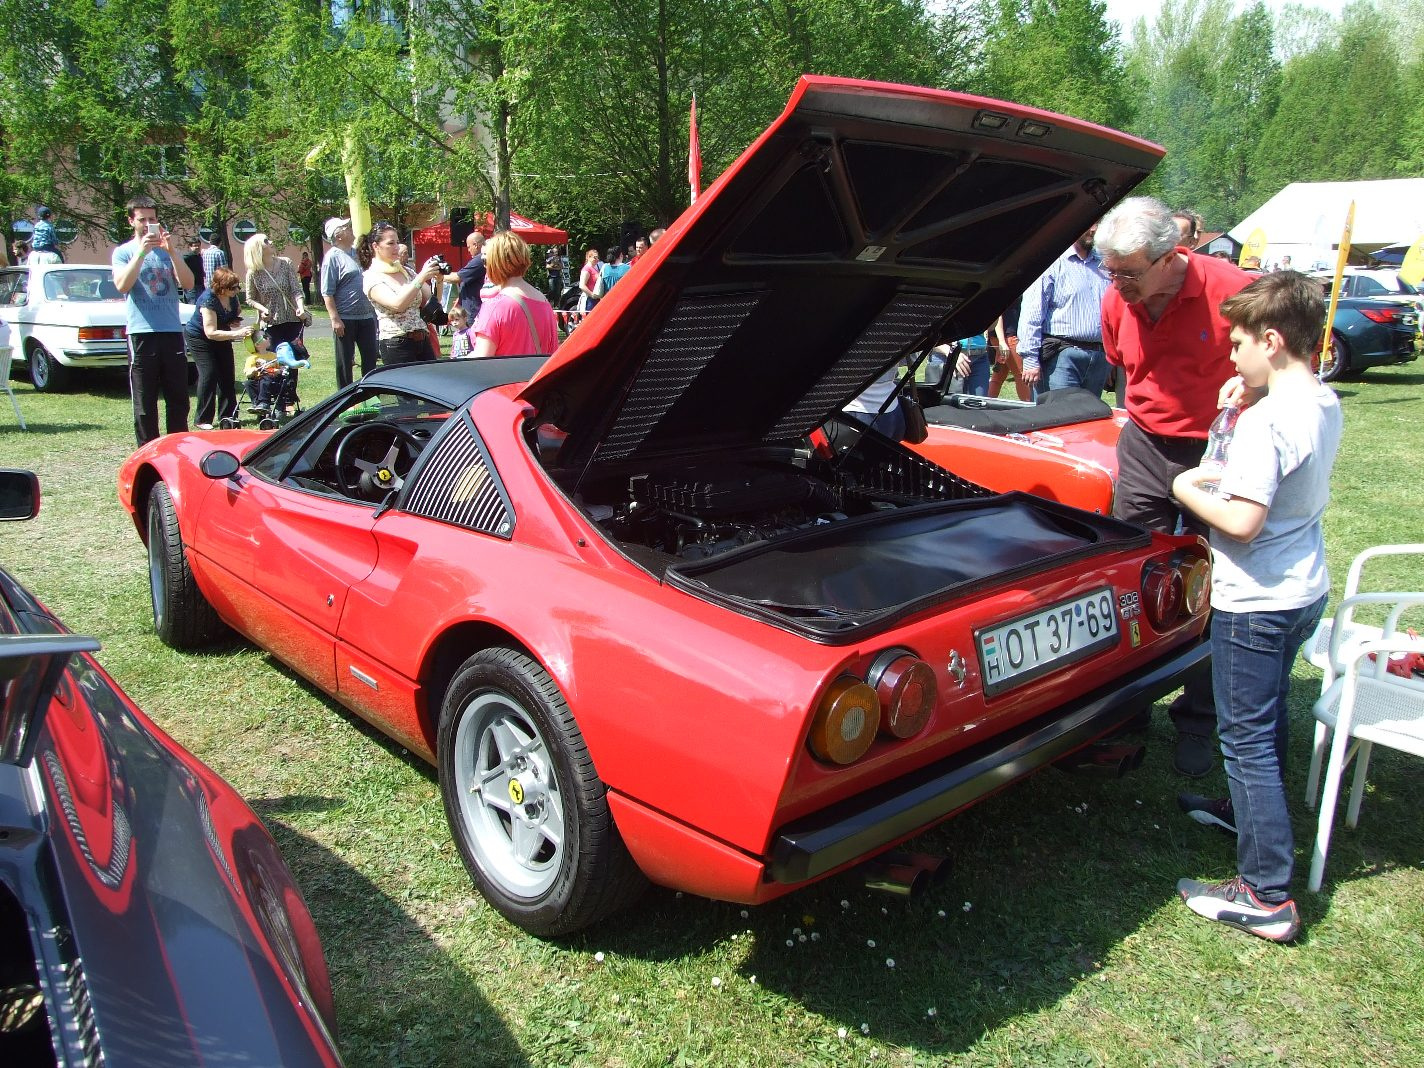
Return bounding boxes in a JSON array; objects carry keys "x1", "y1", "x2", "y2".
[
  {"x1": 1306, "y1": 625, "x2": 1424, "y2": 891},
  {"x1": 1302, "y1": 544, "x2": 1424, "y2": 683}
]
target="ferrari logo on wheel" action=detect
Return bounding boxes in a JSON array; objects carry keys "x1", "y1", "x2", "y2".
[{"x1": 508, "y1": 779, "x2": 524, "y2": 804}]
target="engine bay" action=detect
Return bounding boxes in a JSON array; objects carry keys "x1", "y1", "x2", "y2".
[{"x1": 565, "y1": 423, "x2": 994, "y2": 568}]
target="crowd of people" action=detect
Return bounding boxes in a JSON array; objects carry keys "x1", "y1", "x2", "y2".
[{"x1": 105, "y1": 199, "x2": 669, "y2": 446}]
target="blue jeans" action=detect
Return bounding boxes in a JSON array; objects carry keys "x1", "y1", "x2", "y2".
[
  {"x1": 1211, "y1": 594, "x2": 1326, "y2": 902},
  {"x1": 1034, "y1": 342, "x2": 1109, "y2": 398},
  {"x1": 955, "y1": 351, "x2": 991, "y2": 397}
]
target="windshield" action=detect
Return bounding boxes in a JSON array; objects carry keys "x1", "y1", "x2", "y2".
[{"x1": 43, "y1": 269, "x2": 120, "y2": 302}]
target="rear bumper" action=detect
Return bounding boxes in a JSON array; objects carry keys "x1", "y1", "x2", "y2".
[
  {"x1": 59, "y1": 345, "x2": 128, "y2": 365},
  {"x1": 769, "y1": 634, "x2": 1209, "y2": 884}
]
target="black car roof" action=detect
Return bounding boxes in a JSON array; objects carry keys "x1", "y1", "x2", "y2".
[{"x1": 361, "y1": 356, "x2": 548, "y2": 408}]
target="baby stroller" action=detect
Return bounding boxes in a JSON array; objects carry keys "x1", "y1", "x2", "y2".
[{"x1": 243, "y1": 340, "x2": 308, "y2": 431}]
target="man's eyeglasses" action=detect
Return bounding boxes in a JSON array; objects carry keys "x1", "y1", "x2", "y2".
[{"x1": 1103, "y1": 253, "x2": 1165, "y2": 282}]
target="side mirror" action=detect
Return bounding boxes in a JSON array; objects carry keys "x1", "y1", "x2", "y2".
[
  {"x1": 199, "y1": 451, "x2": 241, "y2": 480},
  {"x1": 0, "y1": 469, "x2": 40, "y2": 521}
]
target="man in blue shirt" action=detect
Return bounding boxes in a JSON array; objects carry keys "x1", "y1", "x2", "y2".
[
  {"x1": 1018, "y1": 225, "x2": 1110, "y2": 397},
  {"x1": 112, "y1": 195, "x2": 193, "y2": 444}
]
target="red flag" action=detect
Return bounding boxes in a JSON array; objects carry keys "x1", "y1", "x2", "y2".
[{"x1": 688, "y1": 94, "x2": 701, "y2": 205}]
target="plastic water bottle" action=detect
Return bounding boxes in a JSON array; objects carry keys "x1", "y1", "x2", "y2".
[{"x1": 1200, "y1": 403, "x2": 1240, "y2": 493}]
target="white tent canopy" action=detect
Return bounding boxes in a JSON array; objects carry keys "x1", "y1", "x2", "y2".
[{"x1": 1228, "y1": 179, "x2": 1424, "y2": 269}]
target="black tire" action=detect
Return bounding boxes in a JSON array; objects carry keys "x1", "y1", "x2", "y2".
[
  {"x1": 147, "y1": 483, "x2": 227, "y2": 648},
  {"x1": 27, "y1": 343, "x2": 71, "y2": 392},
  {"x1": 1319, "y1": 333, "x2": 1349, "y2": 382},
  {"x1": 438, "y1": 647, "x2": 645, "y2": 936}
]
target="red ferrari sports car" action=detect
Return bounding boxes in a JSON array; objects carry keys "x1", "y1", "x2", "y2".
[{"x1": 119, "y1": 77, "x2": 1209, "y2": 936}]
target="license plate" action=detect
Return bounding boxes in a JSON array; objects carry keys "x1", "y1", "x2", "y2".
[{"x1": 977, "y1": 587, "x2": 1119, "y2": 696}]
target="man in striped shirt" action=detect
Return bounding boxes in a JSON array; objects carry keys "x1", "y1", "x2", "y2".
[{"x1": 1018, "y1": 225, "x2": 1110, "y2": 398}]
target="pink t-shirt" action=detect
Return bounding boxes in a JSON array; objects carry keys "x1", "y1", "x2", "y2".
[{"x1": 474, "y1": 289, "x2": 558, "y2": 356}]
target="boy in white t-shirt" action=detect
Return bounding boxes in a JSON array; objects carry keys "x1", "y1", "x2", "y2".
[{"x1": 1170, "y1": 271, "x2": 1343, "y2": 942}]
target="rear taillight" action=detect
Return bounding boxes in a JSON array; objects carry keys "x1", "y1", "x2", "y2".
[
  {"x1": 78, "y1": 326, "x2": 125, "y2": 341},
  {"x1": 1141, "y1": 549, "x2": 1211, "y2": 630},
  {"x1": 1142, "y1": 564, "x2": 1183, "y2": 629},
  {"x1": 866, "y1": 650, "x2": 938, "y2": 739},
  {"x1": 807, "y1": 677, "x2": 880, "y2": 765},
  {"x1": 1181, "y1": 557, "x2": 1211, "y2": 615},
  {"x1": 1359, "y1": 307, "x2": 1398, "y2": 324}
]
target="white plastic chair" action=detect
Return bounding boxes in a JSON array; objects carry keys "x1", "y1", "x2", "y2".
[
  {"x1": 0, "y1": 344, "x2": 25, "y2": 430},
  {"x1": 1302, "y1": 544, "x2": 1424, "y2": 682},
  {"x1": 1306, "y1": 628, "x2": 1424, "y2": 892}
]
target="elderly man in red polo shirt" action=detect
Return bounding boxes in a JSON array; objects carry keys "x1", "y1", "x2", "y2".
[{"x1": 1096, "y1": 196, "x2": 1254, "y2": 778}]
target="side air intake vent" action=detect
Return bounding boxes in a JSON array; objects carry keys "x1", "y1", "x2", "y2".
[{"x1": 405, "y1": 415, "x2": 514, "y2": 538}]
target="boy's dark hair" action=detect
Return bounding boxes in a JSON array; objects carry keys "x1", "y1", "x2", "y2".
[
  {"x1": 125, "y1": 194, "x2": 157, "y2": 219},
  {"x1": 1218, "y1": 270, "x2": 1324, "y2": 358}
]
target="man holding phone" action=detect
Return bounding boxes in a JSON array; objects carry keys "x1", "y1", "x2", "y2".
[{"x1": 112, "y1": 195, "x2": 194, "y2": 444}]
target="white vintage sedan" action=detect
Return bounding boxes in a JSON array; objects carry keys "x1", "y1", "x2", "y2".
[{"x1": 0, "y1": 262, "x2": 196, "y2": 391}]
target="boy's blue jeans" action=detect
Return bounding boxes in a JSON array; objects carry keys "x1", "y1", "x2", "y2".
[{"x1": 1210, "y1": 594, "x2": 1327, "y2": 903}]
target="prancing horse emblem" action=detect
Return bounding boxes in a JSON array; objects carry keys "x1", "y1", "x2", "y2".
[
  {"x1": 508, "y1": 780, "x2": 525, "y2": 804},
  {"x1": 947, "y1": 650, "x2": 967, "y2": 686}
]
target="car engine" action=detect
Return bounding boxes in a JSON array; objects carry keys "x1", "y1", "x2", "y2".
[{"x1": 577, "y1": 430, "x2": 994, "y2": 567}]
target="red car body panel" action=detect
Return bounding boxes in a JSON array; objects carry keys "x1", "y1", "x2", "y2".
[{"x1": 911, "y1": 409, "x2": 1124, "y2": 513}]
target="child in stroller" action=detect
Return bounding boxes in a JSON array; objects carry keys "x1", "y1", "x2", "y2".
[{"x1": 243, "y1": 331, "x2": 309, "y2": 430}]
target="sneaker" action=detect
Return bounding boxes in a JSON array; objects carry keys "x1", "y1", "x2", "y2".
[
  {"x1": 1173, "y1": 732, "x2": 1215, "y2": 777},
  {"x1": 1177, "y1": 875, "x2": 1300, "y2": 942},
  {"x1": 1178, "y1": 793, "x2": 1236, "y2": 836}
]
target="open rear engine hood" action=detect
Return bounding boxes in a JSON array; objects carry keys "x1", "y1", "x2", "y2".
[{"x1": 520, "y1": 76, "x2": 1162, "y2": 478}]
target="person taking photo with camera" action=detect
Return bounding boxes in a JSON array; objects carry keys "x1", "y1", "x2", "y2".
[{"x1": 111, "y1": 195, "x2": 194, "y2": 445}]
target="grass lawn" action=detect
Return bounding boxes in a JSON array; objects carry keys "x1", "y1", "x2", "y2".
[{"x1": 3, "y1": 348, "x2": 1422, "y2": 1067}]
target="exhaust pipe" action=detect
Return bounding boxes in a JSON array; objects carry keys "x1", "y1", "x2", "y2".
[
  {"x1": 861, "y1": 852, "x2": 951, "y2": 898},
  {"x1": 1054, "y1": 742, "x2": 1146, "y2": 778}
]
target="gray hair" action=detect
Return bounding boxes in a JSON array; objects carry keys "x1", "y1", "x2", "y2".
[{"x1": 1095, "y1": 196, "x2": 1180, "y2": 261}]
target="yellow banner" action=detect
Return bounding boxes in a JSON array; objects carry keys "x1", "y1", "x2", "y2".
[
  {"x1": 1320, "y1": 202, "x2": 1355, "y2": 374},
  {"x1": 1400, "y1": 234, "x2": 1424, "y2": 287},
  {"x1": 1239, "y1": 228, "x2": 1267, "y2": 269}
]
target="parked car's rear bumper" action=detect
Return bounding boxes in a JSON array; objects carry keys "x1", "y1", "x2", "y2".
[
  {"x1": 769, "y1": 635, "x2": 1210, "y2": 883},
  {"x1": 59, "y1": 343, "x2": 129, "y2": 364}
]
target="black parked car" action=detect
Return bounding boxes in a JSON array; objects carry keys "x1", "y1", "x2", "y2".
[{"x1": 0, "y1": 470, "x2": 343, "y2": 1067}]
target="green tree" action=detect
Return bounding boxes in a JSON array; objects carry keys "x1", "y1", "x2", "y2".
[
  {"x1": 513, "y1": 0, "x2": 963, "y2": 243},
  {"x1": 977, "y1": 0, "x2": 1132, "y2": 129},
  {"x1": 1252, "y1": 2, "x2": 1409, "y2": 199},
  {"x1": 1127, "y1": 0, "x2": 1279, "y2": 229}
]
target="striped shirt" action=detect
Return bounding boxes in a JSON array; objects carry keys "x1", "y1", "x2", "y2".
[
  {"x1": 200, "y1": 244, "x2": 228, "y2": 283},
  {"x1": 1018, "y1": 246, "x2": 1108, "y2": 372}
]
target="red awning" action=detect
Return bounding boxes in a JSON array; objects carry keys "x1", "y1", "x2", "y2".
[
  {"x1": 413, "y1": 212, "x2": 568, "y2": 272},
  {"x1": 484, "y1": 211, "x2": 568, "y2": 245},
  {"x1": 412, "y1": 212, "x2": 568, "y2": 248}
]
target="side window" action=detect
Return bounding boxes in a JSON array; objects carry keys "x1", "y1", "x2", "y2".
[
  {"x1": 404, "y1": 413, "x2": 514, "y2": 538},
  {"x1": 0, "y1": 275, "x2": 16, "y2": 305},
  {"x1": 246, "y1": 386, "x2": 452, "y2": 502},
  {"x1": 10, "y1": 274, "x2": 28, "y2": 304},
  {"x1": 1353, "y1": 276, "x2": 1386, "y2": 297}
]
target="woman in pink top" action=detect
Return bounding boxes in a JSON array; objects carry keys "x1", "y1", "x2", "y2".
[{"x1": 472, "y1": 231, "x2": 559, "y2": 357}]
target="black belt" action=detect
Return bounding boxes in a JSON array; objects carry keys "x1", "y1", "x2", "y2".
[{"x1": 1045, "y1": 334, "x2": 1104, "y2": 348}]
